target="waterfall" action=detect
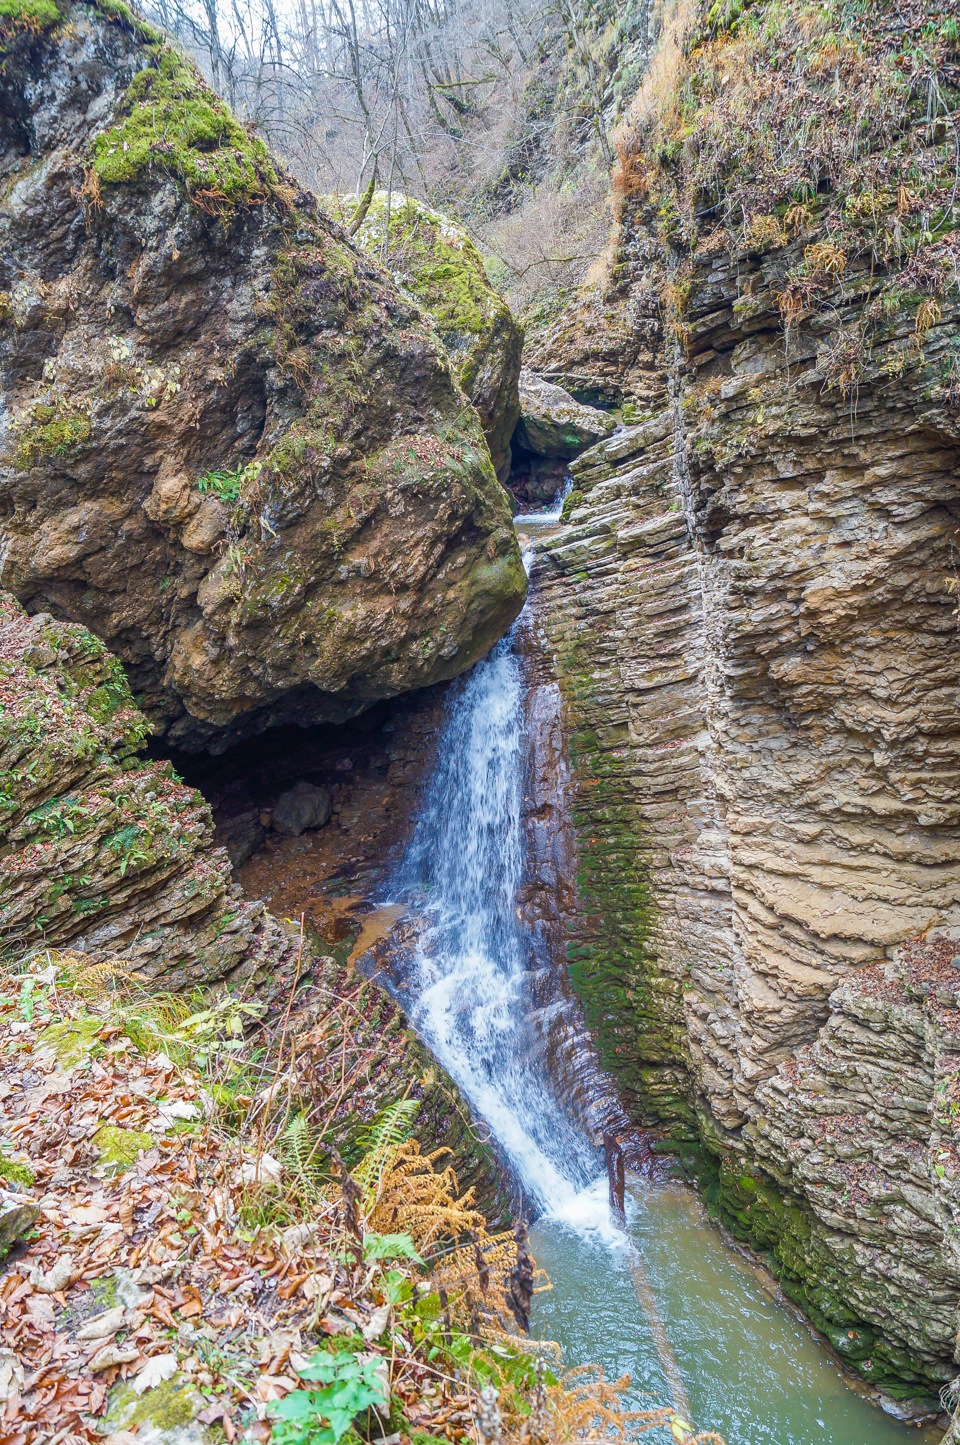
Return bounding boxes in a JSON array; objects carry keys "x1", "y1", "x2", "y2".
[{"x1": 393, "y1": 564, "x2": 606, "y2": 1222}]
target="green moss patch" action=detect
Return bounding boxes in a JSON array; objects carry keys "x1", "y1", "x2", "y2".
[
  {"x1": 36, "y1": 1015, "x2": 102, "y2": 1069},
  {"x1": 12, "y1": 411, "x2": 91, "y2": 469},
  {"x1": 92, "y1": 1123, "x2": 153, "y2": 1174},
  {"x1": 90, "y1": 47, "x2": 279, "y2": 213},
  {"x1": 336, "y1": 191, "x2": 509, "y2": 392},
  {"x1": 0, "y1": 1152, "x2": 35, "y2": 1187},
  {"x1": 552, "y1": 630, "x2": 693, "y2": 1135},
  {"x1": 107, "y1": 1375, "x2": 200, "y2": 1433},
  {"x1": 0, "y1": 0, "x2": 61, "y2": 41}
]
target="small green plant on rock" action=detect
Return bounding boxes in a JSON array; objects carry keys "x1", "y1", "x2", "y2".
[
  {"x1": 12, "y1": 409, "x2": 91, "y2": 469},
  {"x1": 196, "y1": 459, "x2": 261, "y2": 504}
]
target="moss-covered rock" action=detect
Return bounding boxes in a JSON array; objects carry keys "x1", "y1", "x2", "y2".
[
  {"x1": 105, "y1": 1374, "x2": 208, "y2": 1442},
  {"x1": 330, "y1": 191, "x2": 522, "y2": 482},
  {"x1": 0, "y1": 3, "x2": 525, "y2": 751},
  {"x1": 0, "y1": 592, "x2": 301, "y2": 989},
  {"x1": 89, "y1": 45, "x2": 277, "y2": 210}
]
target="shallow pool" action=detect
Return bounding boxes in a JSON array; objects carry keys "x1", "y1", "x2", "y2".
[{"x1": 530, "y1": 1178, "x2": 943, "y2": 1445}]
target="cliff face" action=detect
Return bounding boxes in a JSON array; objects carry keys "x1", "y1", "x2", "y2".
[
  {"x1": 536, "y1": 0, "x2": 960, "y2": 1403},
  {"x1": 0, "y1": 0, "x2": 525, "y2": 751}
]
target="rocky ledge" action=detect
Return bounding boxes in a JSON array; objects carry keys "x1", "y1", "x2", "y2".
[{"x1": 0, "y1": 0, "x2": 525, "y2": 751}]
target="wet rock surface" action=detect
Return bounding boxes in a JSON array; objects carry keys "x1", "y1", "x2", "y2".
[{"x1": 0, "y1": 2, "x2": 525, "y2": 751}]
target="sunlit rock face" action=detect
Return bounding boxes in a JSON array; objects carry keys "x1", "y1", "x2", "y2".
[{"x1": 0, "y1": 2, "x2": 525, "y2": 751}]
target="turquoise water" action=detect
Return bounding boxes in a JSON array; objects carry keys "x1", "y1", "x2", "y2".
[{"x1": 530, "y1": 1179, "x2": 943, "y2": 1445}]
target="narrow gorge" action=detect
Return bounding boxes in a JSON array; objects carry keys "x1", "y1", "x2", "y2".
[{"x1": 1, "y1": 0, "x2": 959, "y2": 1442}]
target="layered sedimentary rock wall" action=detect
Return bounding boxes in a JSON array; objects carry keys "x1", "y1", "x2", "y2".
[
  {"x1": 535, "y1": 6, "x2": 960, "y2": 1393},
  {"x1": 0, "y1": 592, "x2": 290, "y2": 988},
  {"x1": 0, "y1": 589, "x2": 506, "y2": 1202},
  {"x1": 0, "y1": 0, "x2": 524, "y2": 751}
]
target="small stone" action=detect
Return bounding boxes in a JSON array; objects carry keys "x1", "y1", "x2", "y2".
[
  {"x1": 272, "y1": 781, "x2": 333, "y2": 836},
  {"x1": 0, "y1": 1191, "x2": 39, "y2": 1257}
]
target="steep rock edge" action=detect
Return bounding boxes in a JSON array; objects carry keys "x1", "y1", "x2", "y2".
[
  {"x1": 535, "y1": 0, "x2": 960, "y2": 1406},
  {"x1": 0, "y1": 591, "x2": 507, "y2": 1206},
  {"x1": 0, "y1": 0, "x2": 526, "y2": 752},
  {"x1": 332, "y1": 190, "x2": 523, "y2": 484}
]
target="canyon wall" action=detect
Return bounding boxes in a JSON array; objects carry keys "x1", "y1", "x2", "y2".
[{"x1": 535, "y1": 0, "x2": 960, "y2": 1402}]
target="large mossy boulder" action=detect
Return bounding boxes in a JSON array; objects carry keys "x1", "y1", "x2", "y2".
[
  {"x1": 0, "y1": 2, "x2": 526, "y2": 751},
  {"x1": 333, "y1": 191, "x2": 522, "y2": 482}
]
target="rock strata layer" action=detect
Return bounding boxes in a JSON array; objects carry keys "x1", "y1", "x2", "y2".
[
  {"x1": 0, "y1": 1, "x2": 525, "y2": 750},
  {"x1": 536, "y1": 212, "x2": 960, "y2": 1400},
  {"x1": 0, "y1": 593, "x2": 290, "y2": 990}
]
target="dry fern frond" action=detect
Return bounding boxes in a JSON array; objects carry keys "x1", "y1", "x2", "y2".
[
  {"x1": 46, "y1": 951, "x2": 132, "y2": 998},
  {"x1": 542, "y1": 1363, "x2": 661, "y2": 1442},
  {"x1": 367, "y1": 1137, "x2": 486, "y2": 1253}
]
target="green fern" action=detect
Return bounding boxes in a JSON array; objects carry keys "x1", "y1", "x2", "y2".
[
  {"x1": 282, "y1": 1112, "x2": 317, "y2": 1177},
  {"x1": 354, "y1": 1098, "x2": 420, "y2": 1206}
]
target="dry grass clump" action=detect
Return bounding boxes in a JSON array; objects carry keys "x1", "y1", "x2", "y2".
[{"x1": 614, "y1": 0, "x2": 960, "y2": 312}]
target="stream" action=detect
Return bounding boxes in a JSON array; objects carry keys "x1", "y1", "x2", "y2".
[{"x1": 383, "y1": 497, "x2": 942, "y2": 1445}]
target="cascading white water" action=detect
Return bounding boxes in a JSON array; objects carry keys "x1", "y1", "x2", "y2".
[{"x1": 394, "y1": 552, "x2": 603, "y2": 1220}]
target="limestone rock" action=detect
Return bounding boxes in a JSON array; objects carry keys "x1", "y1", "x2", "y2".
[
  {"x1": 0, "y1": 5, "x2": 525, "y2": 751},
  {"x1": 334, "y1": 191, "x2": 523, "y2": 482},
  {"x1": 272, "y1": 780, "x2": 332, "y2": 836},
  {"x1": 0, "y1": 1190, "x2": 39, "y2": 1256},
  {"x1": 514, "y1": 370, "x2": 615, "y2": 459}
]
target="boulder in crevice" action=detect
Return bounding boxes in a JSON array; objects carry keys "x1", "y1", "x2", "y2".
[
  {"x1": 514, "y1": 369, "x2": 615, "y2": 459},
  {"x1": 331, "y1": 191, "x2": 523, "y2": 483},
  {"x1": 272, "y1": 780, "x2": 332, "y2": 836}
]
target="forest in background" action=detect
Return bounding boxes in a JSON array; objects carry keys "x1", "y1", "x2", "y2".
[{"x1": 143, "y1": 0, "x2": 659, "y2": 313}]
